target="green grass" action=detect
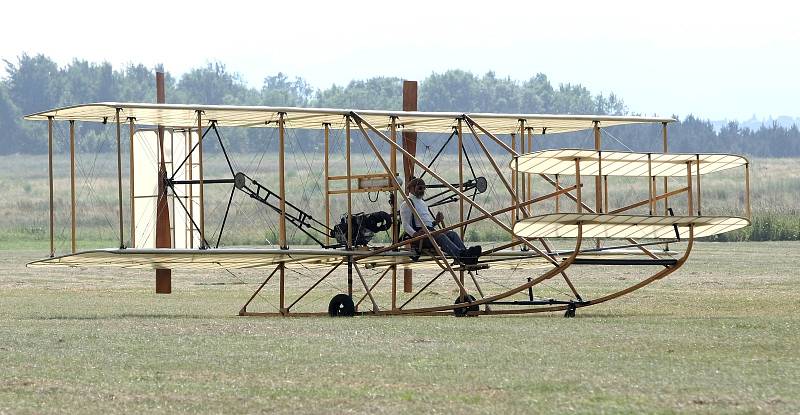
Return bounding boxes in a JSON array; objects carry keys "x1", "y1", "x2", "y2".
[
  {"x1": 2, "y1": 153, "x2": 799, "y2": 250},
  {"x1": 1, "y1": 242, "x2": 799, "y2": 414}
]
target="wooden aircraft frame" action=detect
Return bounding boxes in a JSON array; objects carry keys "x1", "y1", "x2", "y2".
[{"x1": 25, "y1": 103, "x2": 751, "y2": 317}]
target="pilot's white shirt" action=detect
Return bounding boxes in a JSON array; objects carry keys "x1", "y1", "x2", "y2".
[{"x1": 399, "y1": 195, "x2": 434, "y2": 236}]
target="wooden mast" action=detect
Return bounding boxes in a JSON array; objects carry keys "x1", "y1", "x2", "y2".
[
  {"x1": 155, "y1": 71, "x2": 172, "y2": 294},
  {"x1": 402, "y1": 80, "x2": 417, "y2": 293}
]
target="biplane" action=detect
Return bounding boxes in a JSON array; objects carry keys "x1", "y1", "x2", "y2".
[{"x1": 24, "y1": 97, "x2": 751, "y2": 317}]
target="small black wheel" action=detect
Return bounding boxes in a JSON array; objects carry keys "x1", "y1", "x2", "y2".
[
  {"x1": 564, "y1": 304, "x2": 577, "y2": 318},
  {"x1": 453, "y1": 294, "x2": 479, "y2": 317},
  {"x1": 328, "y1": 293, "x2": 355, "y2": 317}
]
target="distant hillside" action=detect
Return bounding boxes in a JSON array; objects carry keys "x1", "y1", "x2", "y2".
[{"x1": 711, "y1": 116, "x2": 800, "y2": 132}]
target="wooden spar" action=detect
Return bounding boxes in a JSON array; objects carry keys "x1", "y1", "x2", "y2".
[
  {"x1": 594, "y1": 121, "x2": 602, "y2": 250},
  {"x1": 401, "y1": 81, "x2": 418, "y2": 181},
  {"x1": 648, "y1": 153, "x2": 654, "y2": 215},
  {"x1": 745, "y1": 162, "x2": 751, "y2": 219},
  {"x1": 155, "y1": 71, "x2": 171, "y2": 294},
  {"x1": 402, "y1": 80, "x2": 417, "y2": 293},
  {"x1": 526, "y1": 127, "x2": 532, "y2": 212},
  {"x1": 345, "y1": 115, "x2": 353, "y2": 298},
  {"x1": 69, "y1": 120, "x2": 76, "y2": 253},
  {"x1": 115, "y1": 109, "x2": 124, "y2": 248},
  {"x1": 128, "y1": 118, "x2": 136, "y2": 247},
  {"x1": 518, "y1": 122, "x2": 525, "y2": 211},
  {"x1": 345, "y1": 116, "x2": 352, "y2": 250},
  {"x1": 510, "y1": 132, "x2": 516, "y2": 249},
  {"x1": 594, "y1": 121, "x2": 602, "y2": 213},
  {"x1": 457, "y1": 121, "x2": 465, "y2": 286},
  {"x1": 390, "y1": 117, "x2": 398, "y2": 310},
  {"x1": 686, "y1": 161, "x2": 694, "y2": 216},
  {"x1": 575, "y1": 158, "x2": 582, "y2": 213},
  {"x1": 47, "y1": 116, "x2": 54, "y2": 257},
  {"x1": 457, "y1": 120, "x2": 464, "y2": 238},
  {"x1": 187, "y1": 126, "x2": 193, "y2": 249},
  {"x1": 662, "y1": 122, "x2": 669, "y2": 216},
  {"x1": 324, "y1": 123, "x2": 330, "y2": 246},
  {"x1": 696, "y1": 154, "x2": 702, "y2": 216},
  {"x1": 198, "y1": 117, "x2": 205, "y2": 247},
  {"x1": 278, "y1": 112, "x2": 287, "y2": 313}
]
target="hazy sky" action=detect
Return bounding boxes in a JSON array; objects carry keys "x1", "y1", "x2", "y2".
[{"x1": 2, "y1": 0, "x2": 797, "y2": 120}]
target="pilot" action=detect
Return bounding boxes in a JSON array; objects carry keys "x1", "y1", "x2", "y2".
[{"x1": 399, "y1": 177, "x2": 481, "y2": 264}]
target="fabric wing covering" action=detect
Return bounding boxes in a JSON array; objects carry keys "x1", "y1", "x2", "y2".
[
  {"x1": 513, "y1": 150, "x2": 747, "y2": 177},
  {"x1": 513, "y1": 213, "x2": 750, "y2": 239},
  {"x1": 24, "y1": 103, "x2": 674, "y2": 136}
]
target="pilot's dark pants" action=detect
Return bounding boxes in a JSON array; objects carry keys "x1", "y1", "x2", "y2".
[{"x1": 432, "y1": 230, "x2": 467, "y2": 258}]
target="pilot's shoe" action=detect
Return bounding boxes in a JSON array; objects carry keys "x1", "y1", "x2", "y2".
[{"x1": 461, "y1": 246, "x2": 482, "y2": 265}]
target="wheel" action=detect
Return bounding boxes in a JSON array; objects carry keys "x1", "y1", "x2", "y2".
[
  {"x1": 564, "y1": 304, "x2": 576, "y2": 318},
  {"x1": 453, "y1": 294, "x2": 479, "y2": 317},
  {"x1": 328, "y1": 293, "x2": 355, "y2": 317}
]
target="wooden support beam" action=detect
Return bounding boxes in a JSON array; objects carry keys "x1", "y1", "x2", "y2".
[
  {"x1": 279, "y1": 112, "x2": 287, "y2": 248},
  {"x1": 115, "y1": 109, "x2": 124, "y2": 248},
  {"x1": 69, "y1": 120, "x2": 76, "y2": 254},
  {"x1": 324, "y1": 123, "x2": 331, "y2": 246},
  {"x1": 47, "y1": 116, "x2": 54, "y2": 257},
  {"x1": 745, "y1": 163, "x2": 751, "y2": 219},
  {"x1": 128, "y1": 118, "x2": 136, "y2": 247},
  {"x1": 402, "y1": 80, "x2": 417, "y2": 294},
  {"x1": 155, "y1": 71, "x2": 171, "y2": 294}
]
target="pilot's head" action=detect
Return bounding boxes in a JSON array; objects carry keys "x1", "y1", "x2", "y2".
[{"x1": 408, "y1": 177, "x2": 426, "y2": 198}]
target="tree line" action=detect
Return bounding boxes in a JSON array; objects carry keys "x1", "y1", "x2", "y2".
[{"x1": 1, "y1": 53, "x2": 797, "y2": 156}]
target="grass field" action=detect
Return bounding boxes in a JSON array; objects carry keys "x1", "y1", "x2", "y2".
[
  {"x1": 1, "y1": 153, "x2": 798, "y2": 249},
  {"x1": 1, "y1": 241, "x2": 798, "y2": 414}
]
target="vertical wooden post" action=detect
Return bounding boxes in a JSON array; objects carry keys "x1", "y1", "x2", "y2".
[
  {"x1": 519, "y1": 124, "x2": 525, "y2": 207},
  {"x1": 686, "y1": 162, "x2": 694, "y2": 216},
  {"x1": 279, "y1": 113, "x2": 287, "y2": 248},
  {"x1": 594, "y1": 121, "x2": 602, "y2": 214},
  {"x1": 196, "y1": 111, "x2": 204, "y2": 248},
  {"x1": 662, "y1": 122, "x2": 669, "y2": 216},
  {"x1": 402, "y1": 80, "x2": 417, "y2": 293},
  {"x1": 695, "y1": 154, "x2": 702, "y2": 216},
  {"x1": 129, "y1": 118, "x2": 136, "y2": 247},
  {"x1": 457, "y1": 120, "x2": 464, "y2": 238},
  {"x1": 187, "y1": 127, "x2": 193, "y2": 249},
  {"x1": 527, "y1": 127, "x2": 532, "y2": 209},
  {"x1": 155, "y1": 71, "x2": 172, "y2": 294},
  {"x1": 278, "y1": 112, "x2": 287, "y2": 314},
  {"x1": 324, "y1": 123, "x2": 330, "y2": 246},
  {"x1": 345, "y1": 115, "x2": 353, "y2": 298},
  {"x1": 345, "y1": 116, "x2": 352, "y2": 250},
  {"x1": 390, "y1": 117, "x2": 398, "y2": 310},
  {"x1": 745, "y1": 163, "x2": 751, "y2": 219},
  {"x1": 510, "y1": 132, "x2": 516, "y2": 250},
  {"x1": 648, "y1": 153, "x2": 654, "y2": 215},
  {"x1": 115, "y1": 109, "x2": 124, "y2": 248},
  {"x1": 69, "y1": 120, "x2": 76, "y2": 253},
  {"x1": 458, "y1": 121, "x2": 465, "y2": 285},
  {"x1": 47, "y1": 116, "x2": 54, "y2": 257},
  {"x1": 603, "y1": 175, "x2": 609, "y2": 213},
  {"x1": 575, "y1": 159, "x2": 582, "y2": 213}
]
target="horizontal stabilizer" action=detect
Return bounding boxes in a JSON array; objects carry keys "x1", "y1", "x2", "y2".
[
  {"x1": 514, "y1": 213, "x2": 749, "y2": 239},
  {"x1": 513, "y1": 149, "x2": 746, "y2": 177}
]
